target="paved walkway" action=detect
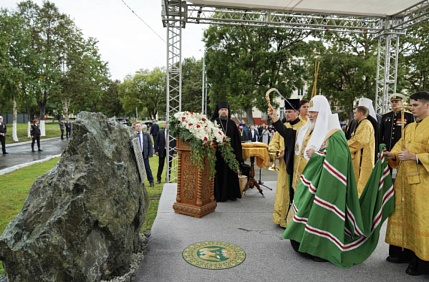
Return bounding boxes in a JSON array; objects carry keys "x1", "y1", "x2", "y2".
[
  {"x1": 0, "y1": 137, "x2": 67, "y2": 175},
  {"x1": 135, "y1": 181, "x2": 427, "y2": 282}
]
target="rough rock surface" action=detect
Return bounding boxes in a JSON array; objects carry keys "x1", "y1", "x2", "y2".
[{"x1": 0, "y1": 112, "x2": 149, "y2": 282}]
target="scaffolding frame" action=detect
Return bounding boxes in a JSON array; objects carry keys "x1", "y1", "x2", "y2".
[{"x1": 161, "y1": 0, "x2": 429, "y2": 180}]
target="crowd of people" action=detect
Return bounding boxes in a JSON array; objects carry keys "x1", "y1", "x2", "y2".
[
  {"x1": 0, "y1": 117, "x2": 74, "y2": 154},
  {"x1": 133, "y1": 120, "x2": 177, "y2": 188},
  {"x1": 264, "y1": 92, "x2": 428, "y2": 275},
  {"x1": 208, "y1": 91, "x2": 428, "y2": 275},
  {"x1": 1, "y1": 90, "x2": 427, "y2": 275}
]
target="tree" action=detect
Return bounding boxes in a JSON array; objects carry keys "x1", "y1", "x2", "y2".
[
  {"x1": 312, "y1": 32, "x2": 379, "y2": 119},
  {"x1": 401, "y1": 20, "x2": 429, "y2": 92},
  {"x1": 98, "y1": 80, "x2": 124, "y2": 117},
  {"x1": 0, "y1": 8, "x2": 36, "y2": 141},
  {"x1": 203, "y1": 23, "x2": 311, "y2": 122},
  {"x1": 181, "y1": 57, "x2": 204, "y2": 112},
  {"x1": 59, "y1": 37, "x2": 110, "y2": 118},
  {"x1": 11, "y1": 1, "x2": 110, "y2": 124},
  {"x1": 119, "y1": 68, "x2": 166, "y2": 120}
]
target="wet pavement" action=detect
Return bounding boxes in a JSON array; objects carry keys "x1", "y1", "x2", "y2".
[
  {"x1": 0, "y1": 137, "x2": 278, "y2": 182},
  {"x1": 0, "y1": 137, "x2": 68, "y2": 175}
]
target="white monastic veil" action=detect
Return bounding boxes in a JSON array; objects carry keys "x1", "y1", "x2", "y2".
[
  {"x1": 327, "y1": 113, "x2": 341, "y2": 132},
  {"x1": 358, "y1": 97, "x2": 377, "y2": 120},
  {"x1": 295, "y1": 95, "x2": 332, "y2": 160}
]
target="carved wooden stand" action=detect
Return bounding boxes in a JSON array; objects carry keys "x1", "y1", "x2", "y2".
[{"x1": 172, "y1": 138, "x2": 217, "y2": 218}]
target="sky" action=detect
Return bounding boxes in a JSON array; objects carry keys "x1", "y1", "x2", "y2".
[{"x1": 2, "y1": 0, "x2": 206, "y2": 81}]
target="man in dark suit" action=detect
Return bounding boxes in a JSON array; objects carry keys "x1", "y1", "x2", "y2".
[
  {"x1": 136, "y1": 122, "x2": 155, "y2": 187},
  {"x1": 65, "y1": 121, "x2": 72, "y2": 139},
  {"x1": 150, "y1": 120, "x2": 159, "y2": 141},
  {"x1": 257, "y1": 125, "x2": 263, "y2": 142},
  {"x1": 59, "y1": 119, "x2": 65, "y2": 140},
  {"x1": 247, "y1": 124, "x2": 259, "y2": 142},
  {"x1": 30, "y1": 119, "x2": 42, "y2": 152},
  {"x1": 154, "y1": 123, "x2": 176, "y2": 183},
  {"x1": 0, "y1": 116, "x2": 7, "y2": 154}
]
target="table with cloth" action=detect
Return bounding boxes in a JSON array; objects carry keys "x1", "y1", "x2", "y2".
[{"x1": 241, "y1": 142, "x2": 270, "y2": 196}]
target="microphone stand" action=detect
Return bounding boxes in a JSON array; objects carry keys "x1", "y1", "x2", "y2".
[{"x1": 258, "y1": 167, "x2": 272, "y2": 190}]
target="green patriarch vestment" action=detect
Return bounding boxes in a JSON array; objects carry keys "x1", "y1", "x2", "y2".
[{"x1": 282, "y1": 130, "x2": 394, "y2": 267}]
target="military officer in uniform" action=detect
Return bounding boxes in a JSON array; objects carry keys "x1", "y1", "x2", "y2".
[
  {"x1": 380, "y1": 93, "x2": 414, "y2": 151},
  {"x1": 380, "y1": 93, "x2": 414, "y2": 179}
]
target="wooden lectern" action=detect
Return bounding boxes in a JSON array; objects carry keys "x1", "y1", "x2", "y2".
[{"x1": 172, "y1": 138, "x2": 217, "y2": 218}]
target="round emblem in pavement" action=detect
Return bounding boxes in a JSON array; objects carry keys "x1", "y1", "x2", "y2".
[{"x1": 182, "y1": 241, "x2": 246, "y2": 270}]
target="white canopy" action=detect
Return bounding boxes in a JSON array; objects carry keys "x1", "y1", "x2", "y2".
[{"x1": 188, "y1": 0, "x2": 423, "y2": 18}]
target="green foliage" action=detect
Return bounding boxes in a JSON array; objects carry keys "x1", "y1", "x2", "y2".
[
  {"x1": 311, "y1": 33, "x2": 378, "y2": 117},
  {"x1": 203, "y1": 25, "x2": 311, "y2": 120},
  {"x1": 1, "y1": 1, "x2": 111, "y2": 121},
  {"x1": 98, "y1": 80, "x2": 124, "y2": 117},
  {"x1": 59, "y1": 37, "x2": 110, "y2": 114},
  {"x1": 401, "y1": 20, "x2": 429, "y2": 92},
  {"x1": 218, "y1": 142, "x2": 240, "y2": 173},
  {"x1": 182, "y1": 57, "x2": 204, "y2": 112},
  {"x1": 0, "y1": 9, "x2": 33, "y2": 113},
  {"x1": 4, "y1": 2, "x2": 429, "y2": 127},
  {"x1": 141, "y1": 199, "x2": 159, "y2": 233},
  {"x1": 119, "y1": 68, "x2": 166, "y2": 119}
]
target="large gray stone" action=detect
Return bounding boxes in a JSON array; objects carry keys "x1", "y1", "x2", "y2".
[{"x1": 0, "y1": 112, "x2": 149, "y2": 281}]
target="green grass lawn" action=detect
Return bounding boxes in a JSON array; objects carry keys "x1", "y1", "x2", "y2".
[{"x1": 0, "y1": 144, "x2": 169, "y2": 275}]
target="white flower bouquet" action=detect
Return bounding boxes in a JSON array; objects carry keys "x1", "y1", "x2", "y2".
[{"x1": 168, "y1": 111, "x2": 239, "y2": 178}]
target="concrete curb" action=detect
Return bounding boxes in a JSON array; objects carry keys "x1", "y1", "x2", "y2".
[
  {"x1": 5, "y1": 137, "x2": 61, "y2": 148},
  {"x1": 0, "y1": 154, "x2": 61, "y2": 176}
]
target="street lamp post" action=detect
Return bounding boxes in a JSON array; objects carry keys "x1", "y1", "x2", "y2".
[{"x1": 202, "y1": 54, "x2": 206, "y2": 115}]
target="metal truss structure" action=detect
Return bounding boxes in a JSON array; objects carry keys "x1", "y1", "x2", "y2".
[
  {"x1": 161, "y1": 0, "x2": 429, "y2": 177},
  {"x1": 375, "y1": 29, "x2": 401, "y2": 114},
  {"x1": 162, "y1": 0, "x2": 185, "y2": 182},
  {"x1": 186, "y1": 7, "x2": 384, "y2": 34}
]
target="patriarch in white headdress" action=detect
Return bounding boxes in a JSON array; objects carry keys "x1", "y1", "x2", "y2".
[{"x1": 295, "y1": 95, "x2": 332, "y2": 160}]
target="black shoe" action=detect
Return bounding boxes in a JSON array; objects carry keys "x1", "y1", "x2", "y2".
[
  {"x1": 150, "y1": 182, "x2": 154, "y2": 187},
  {"x1": 38, "y1": 149, "x2": 43, "y2": 152},
  {"x1": 386, "y1": 256, "x2": 411, "y2": 264},
  {"x1": 156, "y1": 180, "x2": 161, "y2": 184},
  {"x1": 312, "y1": 256, "x2": 328, "y2": 262},
  {"x1": 2, "y1": 152, "x2": 8, "y2": 154},
  {"x1": 32, "y1": 150, "x2": 35, "y2": 152},
  {"x1": 406, "y1": 265, "x2": 422, "y2": 276}
]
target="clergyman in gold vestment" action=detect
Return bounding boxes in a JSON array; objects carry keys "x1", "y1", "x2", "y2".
[
  {"x1": 384, "y1": 91, "x2": 429, "y2": 276},
  {"x1": 270, "y1": 99, "x2": 305, "y2": 228},
  {"x1": 269, "y1": 96, "x2": 333, "y2": 229},
  {"x1": 347, "y1": 106, "x2": 375, "y2": 196}
]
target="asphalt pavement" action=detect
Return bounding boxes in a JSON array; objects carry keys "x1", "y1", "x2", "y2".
[
  {"x1": 135, "y1": 182, "x2": 428, "y2": 282},
  {"x1": 0, "y1": 137, "x2": 68, "y2": 175}
]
